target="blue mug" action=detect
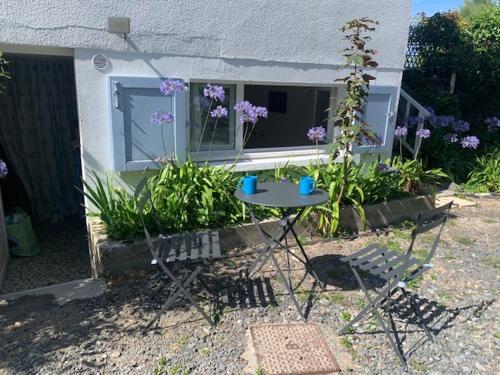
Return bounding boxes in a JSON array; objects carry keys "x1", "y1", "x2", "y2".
[
  {"x1": 299, "y1": 176, "x2": 316, "y2": 195},
  {"x1": 238, "y1": 175, "x2": 257, "y2": 195}
]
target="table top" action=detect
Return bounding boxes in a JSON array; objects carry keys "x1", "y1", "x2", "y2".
[{"x1": 235, "y1": 182, "x2": 329, "y2": 208}]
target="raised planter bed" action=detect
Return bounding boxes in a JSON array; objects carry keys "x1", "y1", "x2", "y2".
[{"x1": 87, "y1": 195, "x2": 434, "y2": 278}]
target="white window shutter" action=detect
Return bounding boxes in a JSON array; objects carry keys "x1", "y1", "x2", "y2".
[
  {"x1": 109, "y1": 76, "x2": 186, "y2": 171},
  {"x1": 352, "y1": 86, "x2": 398, "y2": 154}
]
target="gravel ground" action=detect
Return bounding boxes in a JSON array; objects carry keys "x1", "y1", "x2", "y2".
[{"x1": 0, "y1": 197, "x2": 498, "y2": 374}]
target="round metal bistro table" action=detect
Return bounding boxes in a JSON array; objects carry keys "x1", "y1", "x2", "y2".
[{"x1": 235, "y1": 182, "x2": 329, "y2": 319}]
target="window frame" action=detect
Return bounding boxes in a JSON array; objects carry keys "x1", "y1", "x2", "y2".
[{"x1": 189, "y1": 80, "x2": 339, "y2": 164}]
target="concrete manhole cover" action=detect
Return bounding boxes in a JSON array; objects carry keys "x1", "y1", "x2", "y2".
[{"x1": 250, "y1": 323, "x2": 341, "y2": 375}]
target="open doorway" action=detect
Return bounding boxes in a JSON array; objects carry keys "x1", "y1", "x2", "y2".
[{"x1": 0, "y1": 53, "x2": 90, "y2": 294}]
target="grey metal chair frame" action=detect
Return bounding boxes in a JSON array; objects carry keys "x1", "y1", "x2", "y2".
[
  {"x1": 338, "y1": 202, "x2": 453, "y2": 365},
  {"x1": 136, "y1": 180, "x2": 254, "y2": 330}
]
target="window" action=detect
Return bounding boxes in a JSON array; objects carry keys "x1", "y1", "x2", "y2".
[
  {"x1": 243, "y1": 85, "x2": 336, "y2": 149},
  {"x1": 189, "y1": 82, "x2": 236, "y2": 152}
]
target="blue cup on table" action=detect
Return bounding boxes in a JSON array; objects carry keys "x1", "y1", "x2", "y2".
[
  {"x1": 299, "y1": 176, "x2": 316, "y2": 195},
  {"x1": 238, "y1": 175, "x2": 258, "y2": 195}
]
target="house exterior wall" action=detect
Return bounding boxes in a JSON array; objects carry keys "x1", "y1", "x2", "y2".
[{"x1": 0, "y1": 0, "x2": 412, "y2": 187}]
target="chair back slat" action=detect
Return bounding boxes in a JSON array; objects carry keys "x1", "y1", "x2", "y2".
[
  {"x1": 408, "y1": 202, "x2": 452, "y2": 264},
  {"x1": 417, "y1": 202, "x2": 453, "y2": 222},
  {"x1": 201, "y1": 231, "x2": 210, "y2": 259},
  {"x1": 166, "y1": 236, "x2": 179, "y2": 262},
  {"x1": 177, "y1": 235, "x2": 188, "y2": 261},
  {"x1": 188, "y1": 234, "x2": 199, "y2": 260},
  {"x1": 413, "y1": 216, "x2": 446, "y2": 235},
  {"x1": 211, "y1": 231, "x2": 221, "y2": 258}
]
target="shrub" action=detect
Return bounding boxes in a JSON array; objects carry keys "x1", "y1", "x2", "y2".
[
  {"x1": 84, "y1": 159, "x2": 447, "y2": 240},
  {"x1": 463, "y1": 152, "x2": 500, "y2": 192},
  {"x1": 146, "y1": 160, "x2": 244, "y2": 232},
  {"x1": 80, "y1": 171, "x2": 144, "y2": 240}
]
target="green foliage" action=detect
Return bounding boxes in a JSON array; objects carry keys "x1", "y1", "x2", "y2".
[
  {"x1": 340, "y1": 311, "x2": 352, "y2": 322},
  {"x1": 463, "y1": 152, "x2": 500, "y2": 192},
  {"x1": 153, "y1": 357, "x2": 167, "y2": 375},
  {"x1": 404, "y1": 9, "x2": 499, "y2": 123},
  {"x1": 80, "y1": 171, "x2": 144, "y2": 240},
  {"x1": 390, "y1": 157, "x2": 449, "y2": 194},
  {"x1": 85, "y1": 158, "x2": 445, "y2": 240},
  {"x1": 332, "y1": 18, "x2": 380, "y2": 155},
  {"x1": 147, "y1": 160, "x2": 244, "y2": 233},
  {"x1": 328, "y1": 18, "x2": 380, "y2": 211},
  {"x1": 460, "y1": 0, "x2": 497, "y2": 23}
]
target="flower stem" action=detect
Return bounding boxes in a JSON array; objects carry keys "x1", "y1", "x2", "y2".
[
  {"x1": 207, "y1": 117, "x2": 220, "y2": 158},
  {"x1": 197, "y1": 100, "x2": 214, "y2": 153}
]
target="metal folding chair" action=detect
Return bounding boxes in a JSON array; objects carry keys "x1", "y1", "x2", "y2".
[
  {"x1": 338, "y1": 202, "x2": 453, "y2": 365},
  {"x1": 134, "y1": 180, "x2": 224, "y2": 330},
  {"x1": 136, "y1": 179, "x2": 254, "y2": 331}
]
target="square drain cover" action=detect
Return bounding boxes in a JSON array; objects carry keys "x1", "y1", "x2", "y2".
[{"x1": 250, "y1": 323, "x2": 340, "y2": 375}]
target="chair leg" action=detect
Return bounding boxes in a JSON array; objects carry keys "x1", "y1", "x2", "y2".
[{"x1": 341, "y1": 267, "x2": 406, "y2": 366}]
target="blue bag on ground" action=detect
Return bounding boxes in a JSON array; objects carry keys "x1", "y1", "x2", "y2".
[{"x1": 5, "y1": 210, "x2": 40, "y2": 256}]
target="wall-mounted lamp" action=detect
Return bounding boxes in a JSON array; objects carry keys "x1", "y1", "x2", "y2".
[{"x1": 108, "y1": 17, "x2": 130, "y2": 39}]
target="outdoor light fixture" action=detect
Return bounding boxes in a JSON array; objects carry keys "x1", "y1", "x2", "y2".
[{"x1": 107, "y1": 17, "x2": 130, "y2": 39}]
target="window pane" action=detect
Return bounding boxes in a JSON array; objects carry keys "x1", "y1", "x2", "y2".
[
  {"x1": 244, "y1": 85, "x2": 333, "y2": 149},
  {"x1": 189, "y1": 83, "x2": 235, "y2": 151}
]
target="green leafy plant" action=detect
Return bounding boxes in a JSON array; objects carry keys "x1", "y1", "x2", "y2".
[
  {"x1": 329, "y1": 18, "x2": 380, "y2": 207},
  {"x1": 84, "y1": 157, "x2": 445, "y2": 240},
  {"x1": 80, "y1": 171, "x2": 144, "y2": 240},
  {"x1": 147, "y1": 160, "x2": 244, "y2": 232},
  {"x1": 463, "y1": 152, "x2": 500, "y2": 192},
  {"x1": 389, "y1": 157, "x2": 449, "y2": 194}
]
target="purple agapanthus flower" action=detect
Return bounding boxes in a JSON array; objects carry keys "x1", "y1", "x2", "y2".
[
  {"x1": 234, "y1": 100, "x2": 268, "y2": 124},
  {"x1": 485, "y1": 117, "x2": 499, "y2": 132},
  {"x1": 160, "y1": 79, "x2": 184, "y2": 96},
  {"x1": 150, "y1": 111, "x2": 174, "y2": 124},
  {"x1": 0, "y1": 159, "x2": 7, "y2": 179},
  {"x1": 408, "y1": 116, "x2": 425, "y2": 127},
  {"x1": 210, "y1": 106, "x2": 228, "y2": 118},
  {"x1": 255, "y1": 106, "x2": 268, "y2": 119},
  {"x1": 453, "y1": 120, "x2": 470, "y2": 132},
  {"x1": 416, "y1": 128, "x2": 431, "y2": 138},
  {"x1": 394, "y1": 126, "x2": 408, "y2": 137},
  {"x1": 437, "y1": 115, "x2": 455, "y2": 128},
  {"x1": 443, "y1": 133, "x2": 459, "y2": 143},
  {"x1": 461, "y1": 136, "x2": 480, "y2": 149},
  {"x1": 203, "y1": 84, "x2": 225, "y2": 102},
  {"x1": 307, "y1": 126, "x2": 327, "y2": 142}
]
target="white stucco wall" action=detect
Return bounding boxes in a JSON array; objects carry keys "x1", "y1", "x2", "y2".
[{"x1": 0, "y1": 0, "x2": 411, "y2": 186}]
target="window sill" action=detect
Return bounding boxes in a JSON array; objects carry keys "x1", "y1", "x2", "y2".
[{"x1": 206, "y1": 152, "x2": 333, "y2": 171}]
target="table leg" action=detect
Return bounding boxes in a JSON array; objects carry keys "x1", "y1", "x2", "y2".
[{"x1": 287, "y1": 223, "x2": 321, "y2": 286}]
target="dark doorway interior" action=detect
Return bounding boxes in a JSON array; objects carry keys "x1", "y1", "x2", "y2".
[{"x1": 0, "y1": 53, "x2": 90, "y2": 294}]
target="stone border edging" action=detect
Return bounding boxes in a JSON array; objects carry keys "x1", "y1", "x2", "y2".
[{"x1": 87, "y1": 195, "x2": 434, "y2": 277}]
